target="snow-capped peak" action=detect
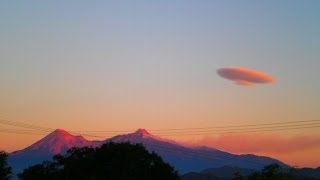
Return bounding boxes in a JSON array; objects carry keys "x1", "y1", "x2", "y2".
[
  {"x1": 14, "y1": 129, "x2": 93, "y2": 155},
  {"x1": 51, "y1": 128, "x2": 73, "y2": 137},
  {"x1": 134, "y1": 128, "x2": 150, "y2": 135},
  {"x1": 107, "y1": 128, "x2": 179, "y2": 146}
]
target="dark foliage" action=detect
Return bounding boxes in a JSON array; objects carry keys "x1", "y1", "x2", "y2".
[
  {"x1": 182, "y1": 163, "x2": 319, "y2": 180},
  {"x1": 18, "y1": 161, "x2": 62, "y2": 180},
  {"x1": 233, "y1": 171, "x2": 245, "y2": 180},
  {"x1": 19, "y1": 142, "x2": 179, "y2": 180},
  {"x1": 246, "y1": 163, "x2": 296, "y2": 180},
  {"x1": 0, "y1": 150, "x2": 12, "y2": 180}
]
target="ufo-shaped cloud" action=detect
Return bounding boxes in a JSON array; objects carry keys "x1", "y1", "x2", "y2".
[{"x1": 217, "y1": 67, "x2": 276, "y2": 86}]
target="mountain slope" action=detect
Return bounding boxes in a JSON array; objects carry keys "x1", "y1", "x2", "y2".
[
  {"x1": 8, "y1": 129, "x2": 96, "y2": 174},
  {"x1": 8, "y1": 128, "x2": 289, "y2": 175},
  {"x1": 106, "y1": 129, "x2": 288, "y2": 174}
]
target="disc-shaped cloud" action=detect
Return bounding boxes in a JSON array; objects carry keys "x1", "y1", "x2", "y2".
[{"x1": 217, "y1": 67, "x2": 275, "y2": 86}]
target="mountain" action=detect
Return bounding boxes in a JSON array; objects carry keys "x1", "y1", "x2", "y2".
[
  {"x1": 291, "y1": 167, "x2": 320, "y2": 179},
  {"x1": 106, "y1": 129, "x2": 288, "y2": 174},
  {"x1": 9, "y1": 128, "x2": 288, "y2": 176},
  {"x1": 181, "y1": 166, "x2": 320, "y2": 180},
  {"x1": 8, "y1": 129, "x2": 97, "y2": 174},
  {"x1": 181, "y1": 166, "x2": 257, "y2": 180}
]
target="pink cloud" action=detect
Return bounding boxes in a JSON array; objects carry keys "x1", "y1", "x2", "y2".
[
  {"x1": 217, "y1": 67, "x2": 276, "y2": 86},
  {"x1": 181, "y1": 134, "x2": 320, "y2": 167},
  {"x1": 183, "y1": 134, "x2": 320, "y2": 154}
]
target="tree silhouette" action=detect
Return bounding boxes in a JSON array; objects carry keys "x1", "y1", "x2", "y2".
[
  {"x1": 19, "y1": 142, "x2": 179, "y2": 180},
  {"x1": 18, "y1": 161, "x2": 62, "y2": 180},
  {"x1": 233, "y1": 171, "x2": 245, "y2": 180},
  {"x1": 0, "y1": 150, "x2": 12, "y2": 180},
  {"x1": 247, "y1": 163, "x2": 296, "y2": 180}
]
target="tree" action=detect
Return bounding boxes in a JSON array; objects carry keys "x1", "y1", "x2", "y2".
[
  {"x1": 0, "y1": 150, "x2": 12, "y2": 180},
  {"x1": 18, "y1": 161, "x2": 62, "y2": 180},
  {"x1": 233, "y1": 171, "x2": 245, "y2": 180},
  {"x1": 19, "y1": 142, "x2": 179, "y2": 180},
  {"x1": 247, "y1": 163, "x2": 296, "y2": 180},
  {"x1": 262, "y1": 163, "x2": 281, "y2": 179}
]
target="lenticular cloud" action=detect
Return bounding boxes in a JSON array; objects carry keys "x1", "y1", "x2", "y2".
[{"x1": 217, "y1": 67, "x2": 276, "y2": 86}]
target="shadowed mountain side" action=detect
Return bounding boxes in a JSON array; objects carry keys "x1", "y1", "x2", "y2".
[{"x1": 106, "y1": 129, "x2": 288, "y2": 174}]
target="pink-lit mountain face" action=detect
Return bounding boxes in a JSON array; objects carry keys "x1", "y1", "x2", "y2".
[
  {"x1": 107, "y1": 128, "x2": 178, "y2": 145},
  {"x1": 9, "y1": 128, "x2": 288, "y2": 175},
  {"x1": 12, "y1": 129, "x2": 95, "y2": 156},
  {"x1": 19, "y1": 129, "x2": 94, "y2": 155},
  {"x1": 8, "y1": 129, "x2": 98, "y2": 174}
]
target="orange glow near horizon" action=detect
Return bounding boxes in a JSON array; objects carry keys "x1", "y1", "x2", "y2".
[
  {"x1": 2, "y1": 129, "x2": 320, "y2": 168},
  {"x1": 179, "y1": 133, "x2": 320, "y2": 168}
]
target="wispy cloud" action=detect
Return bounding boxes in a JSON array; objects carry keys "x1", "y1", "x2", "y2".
[
  {"x1": 184, "y1": 134, "x2": 320, "y2": 154},
  {"x1": 181, "y1": 134, "x2": 320, "y2": 167}
]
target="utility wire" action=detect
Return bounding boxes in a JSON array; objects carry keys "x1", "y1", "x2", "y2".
[
  {"x1": 1, "y1": 125, "x2": 320, "y2": 136},
  {"x1": 63, "y1": 119, "x2": 320, "y2": 133},
  {"x1": 1, "y1": 119, "x2": 320, "y2": 137},
  {"x1": 1, "y1": 119, "x2": 319, "y2": 165}
]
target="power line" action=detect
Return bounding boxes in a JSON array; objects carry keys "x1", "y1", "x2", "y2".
[
  {"x1": 71, "y1": 123, "x2": 320, "y2": 136},
  {"x1": 0, "y1": 119, "x2": 103, "y2": 139},
  {"x1": 1, "y1": 120, "x2": 319, "y2": 165},
  {"x1": 150, "y1": 122, "x2": 320, "y2": 135},
  {"x1": 1, "y1": 124, "x2": 320, "y2": 137},
  {"x1": 0, "y1": 119, "x2": 52, "y2": 132},
  {"x1": 66, "y1": 119, "x2": 320, "y2": 133},
  {"x1": 1, "y1": 121, "x2": 320, "y2": 138},
  {"x1": 151, "y1": 125, "x2": 320, "y2": 136},
  {"x1": 1, "y1": 119, "x2": 320, "y2": 138},
  {"x1": 0, "y1": 119, "x2": 105, "y2": 139}
]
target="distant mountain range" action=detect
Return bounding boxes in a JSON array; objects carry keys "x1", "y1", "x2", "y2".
[
  {"x1": 181, "y1": 166, "x2": 320, "y2": 180},
  {"x1": 9, "y1": 128, "x2": 288, "y2": 176},
  {"x1": 181, "y1": 166, "x2": 256, "y2": 180}
]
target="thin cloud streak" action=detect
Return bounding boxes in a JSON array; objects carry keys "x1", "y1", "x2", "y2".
[
  {"x1": 183, "y1": 134, "x2": 320, "y2": 154},
  {"x1": 179, "y1": 134, "x2": 320, "y2": 167}
]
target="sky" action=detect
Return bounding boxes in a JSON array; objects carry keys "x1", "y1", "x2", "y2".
[{"x1": 0, "y1": 1, "x2": 320, "y2": 167}]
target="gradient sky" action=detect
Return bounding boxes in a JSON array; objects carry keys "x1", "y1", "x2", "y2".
[{"x1": 1, "y1": 1, "x2": 320, "y2": 167}]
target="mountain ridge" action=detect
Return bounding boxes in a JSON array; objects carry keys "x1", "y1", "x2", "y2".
[{"x1": 9, "y1": 128, "x2": 289, "y2": 175}]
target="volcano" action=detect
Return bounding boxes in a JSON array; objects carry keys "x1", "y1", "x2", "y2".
[
  {"x1": 8, "y1": 129, "x2": 97, "y2": 174},
  {"x1": 9, "y1": 128, "x2": 288, "y2": 175},
  {"x1": 105, "y1": 129, "x2": 288, "y2": 173}
]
